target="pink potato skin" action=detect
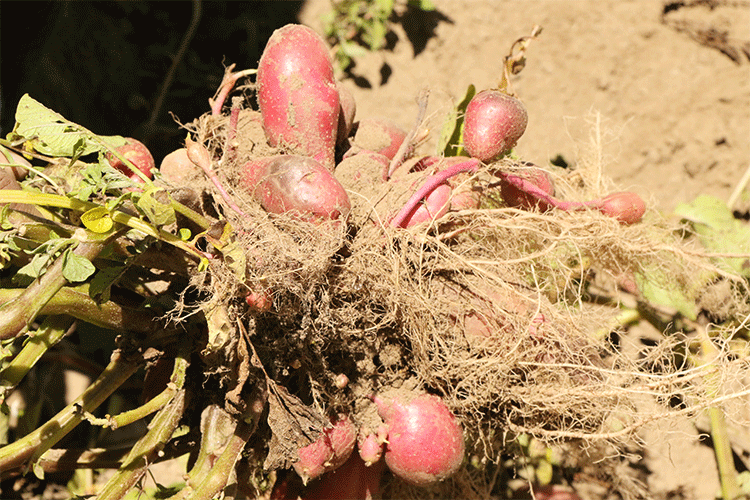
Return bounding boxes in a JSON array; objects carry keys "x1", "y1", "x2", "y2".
[
  {"x1": 595, "y1": 191, "x2": 646, "y2": 224},
  {"x1": 398, "y1": 182, "x2": 452, "y2": 228},
  {"x1": 106, "y1": 138, "x2": 155, "y2": 181},
  {"x1": 257, "y1": 24, "x2": 340, "y2": 170},
  {"x1": 241, "y1": 155, "x2": 351, "y2": 221},
  {"x1": 500, "y1": 166, "x2": 555, "y2": 211},
  {"x1": 293, "y1": 415, "x2": 357, "y2": 483},
  {"x1": 351, "y1": 118, "x2": 407, "y2": 161},
  {"x1": 463, "y1": 90, "x2": 528, "y2": 163},
  {"x1": 374, "y1": 390, "x2": 465, "y2": 486}
]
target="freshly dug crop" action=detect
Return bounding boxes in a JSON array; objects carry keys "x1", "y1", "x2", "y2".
[
  {"x1": 373, "y1": 390, "x2": 464, "y2": 486},
  {"x1": 106, "y1": 138, "x2": 155, "y2": 181},
  {"x1": 495, "y1": 171, "x2": 646, "y2": 224},
  {"x1": 336, "y1": 82, "x2": 357, "y2": 146},
  {"x1": 303, "y1": 454, "x2": 384, "y2": 500},
  {"x1": 274, "y1": 454, "x2": 384, "y2": 500},
  {"x1": 463, "y1": 90, "x2": 528, "y2": 163},
  {"x1": 159, "y1": 148, "x2": 202, "y2": 186},
  {"x1": 257, "y1": 24, "x2": 340, "y2": 170},
  {"x1": 590, "y1": 191, "x2": 646, "y2": 224},
  {"x1": 241, "y1": 155, "x2": 351, "y2": 221},
  {"x1": 357, "y1": 425, "x2": 387, "y2": 466},
  {"x1": 499, "y1": 165, "x2": 555, "y2": 210},
  {"x1": 293, "y1": 414, "x2": 357, "y2": 484},
  {"x1": 350, "y1": 118, "x2": 407, "y2": 161},
  {"x1": 396, "y1": 182, "x2": 452, "y2": 228}
]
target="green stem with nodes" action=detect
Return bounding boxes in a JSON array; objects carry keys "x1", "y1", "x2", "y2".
[
  {"x1": 186, "y1": 420, "x2": 257, "y2": 500},
  {"x1": 30, "y1": 435, "x2": 195, "y2": 474},
  {"x1": 0, "y1": 286, "x2": 158, "y2": 334},
  {"x1": 0, "y1": 348, "x2": 153, "y2": 473},
  {"x1": 169, "y1": 406, "x2": 238, "y2": 500},
  {"x1": 0, "y1": 190, "x2": 207, "y2": 260},
  {"x1": 95, "y1": 353, "x2": 189, "y2": 500},
  {"x1": 0, "y1": 316, "x2": 74, "y2": 393},
  {"x1": 0, "y1": 233, "x2": 105, "y2": 340}
]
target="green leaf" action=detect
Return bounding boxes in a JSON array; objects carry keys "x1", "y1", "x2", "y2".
[
  {"x1": 14, "y1": 253, "x2": 55, "y2": 286},
  {"x1": 438, "y1": 84, "x2": 476, "y2": 156},
  {"x1": 136, "y1": 187, "x2": 176, "y2": 227},
  {"x1": 81, "y1": 207, "x2": 114, "y2": 233},
  {"x1": 636, "y1": 267, "x2": 704, "y2": 321},
  {"x1": 62, "y1": 248, "x2": 96, "y2": 283},
  {"x1": 14, "y1": 94, "x2": 126, "y2": 157},
  {"x1": 89, "y1": 265, "x2": 127, "y2": 303},
  {"x1": 674, "y1": 194, "x2": 750, "y2": 277}
]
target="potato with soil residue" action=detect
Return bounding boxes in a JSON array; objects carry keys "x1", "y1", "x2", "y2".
[{"x1": 257, "y1": 24, "x2": 340, "y2": 170}]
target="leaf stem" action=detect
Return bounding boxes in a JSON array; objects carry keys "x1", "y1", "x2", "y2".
[
  {"x1": 0, "y1": 348, "x2": 150, "y2": 473},
  {"x1": 95, "y1": 353, "x2": 189, "y2": 500},
  {"x1": 0, "y1": 235, "x2": 105, "y2": 340},
  {"x1": 0, "y1": 316, "x2": 74, "y2": 393},
  {"x1": 0, "y1": 190, "x2": 206, "y2": 259},
  {"x1": 0, "y1": 286, "x2": 158, "y2": 334}
]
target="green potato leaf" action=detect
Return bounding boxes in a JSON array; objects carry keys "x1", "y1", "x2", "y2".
[
  {"x1": 674, "y1": 194, "x2": 750, "y2": 277},
  {"x1": 62, "y1": 248, "x2": 96, "y2": 283},
  {"x1": 136, "y1": 187, "x2": 176, "y2": 227},
  {"x1": 14, "y1": 94, "x2": 126, "y2": 157}
]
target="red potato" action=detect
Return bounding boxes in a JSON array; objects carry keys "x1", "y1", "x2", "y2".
[
  {"x1": 274, "y1": 453, "x2": 385, "y2": 500},
  {"x1": 257, "y1": 24, "x2": 340, "y2": 170},
  {"x1": 373, "y1": 390, "x2": 464, "y2": 486},
  {"x1": 241, "y1": 155, "x2": 351, "y2": 222},
  {"x1": 350, "y1": 118, "x2": 407, "y2": 161},
  {"x1": 106, "y1": 138, "x2": 155, "y2": 181},
  {"x1": 592, "y1": 191, "x2": 646, "y2": 224},
  {"x1": 357, "y1": 424, "x2": 387, "y2": 466},
  {"x1": 396, "y1": 182, "x2": 452, "y2": 228},
  {"x1": 500, "y1": 165, "x2": 555, "y2": 210},
  {"x1": 159, "y1": 148, "x2": 202, "y2": 185},
  {"x1": 303, "y1": 453, "x2": 384, "y2": 500},
  {"x1": 293, "y1": 414, "x2": 357, "y2": 484},
  {"x1": 463, "y1": 90, "x2": 528, "y2": 162}
]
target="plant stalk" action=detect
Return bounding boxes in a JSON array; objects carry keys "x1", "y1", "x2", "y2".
[
  {"x1": 0, "y1": 286, "x2": 157, "y2": 334},
  {"x1": 0, "y1": 236, "x2": 105, "y2": 340},
  {"x1": 0, "y1": 316, "x2": 75, "y2": 392},
  {"x1": 0, "y1": 348, "x2": 151, "y2": 473},
  {"x1": 95, "y1": 353, "x2": 189, "y2": 500},
  {"x1": 698, "y1": 330, "x2": 740, "y2": 500}
]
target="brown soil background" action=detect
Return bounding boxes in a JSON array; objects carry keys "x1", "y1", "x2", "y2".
[{"x1": 297, "y1": 1, "x2": 749, "y2": 498}]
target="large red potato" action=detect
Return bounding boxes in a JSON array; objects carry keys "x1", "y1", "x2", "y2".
[{"x1": 257, "y1": 24, "x2": 340, "y2": 170}]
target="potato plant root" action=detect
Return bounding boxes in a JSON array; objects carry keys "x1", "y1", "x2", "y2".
[{"x1": 168, "y1": 100, "x2": 750, "y2": 500}]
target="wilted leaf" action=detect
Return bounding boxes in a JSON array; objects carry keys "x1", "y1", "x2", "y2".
[
  {"x1": 14, "y1": 94, "x2": 126, "y2": 157},
  {"x1": 136, "y1": 187, "x2": 176, "y2": 227},
  {"x1": 81, "y1": 207, "x2": 114, "y2": 233},
  {"x1": 636, "y1": 266, "x2": 704, "y2": 321},
  {"x1": 675, "y1": 194, "x2": 750, "y2": 276}
]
